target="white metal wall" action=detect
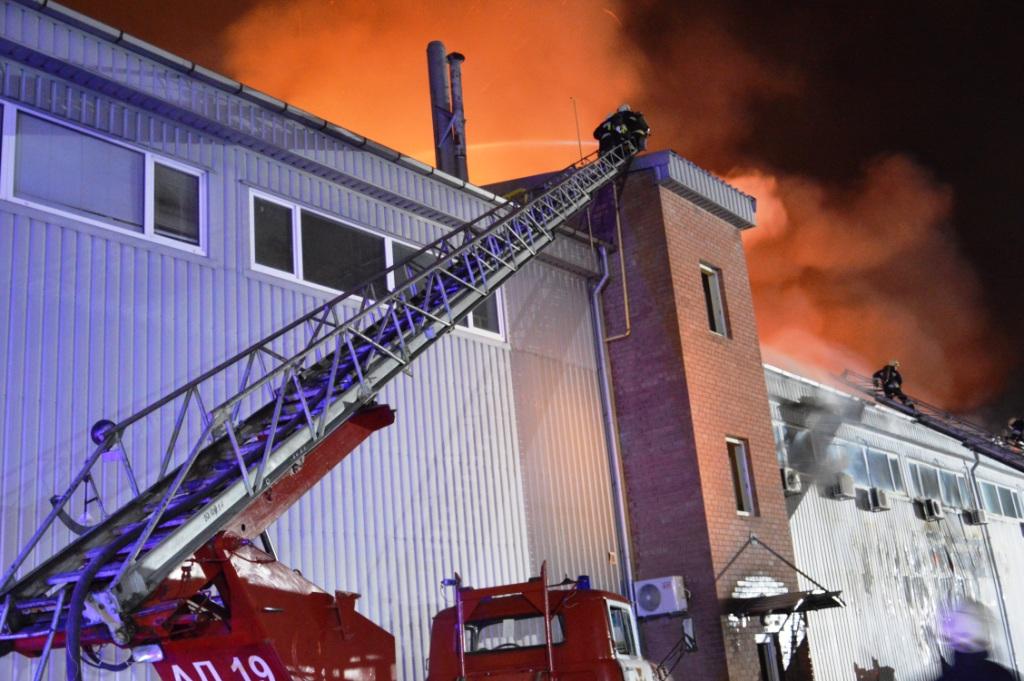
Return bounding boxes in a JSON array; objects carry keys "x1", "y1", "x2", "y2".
[
  {"x1": 767, "y1": 367, "x2": 1024, "y2": 681},
  {"x1": 504, "y1": 259, "x2": 620, "y2": 593}
]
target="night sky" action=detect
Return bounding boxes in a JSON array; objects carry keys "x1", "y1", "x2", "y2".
[{"x1": 61, "y1": 1, "x2": 1023, "y2": 424}]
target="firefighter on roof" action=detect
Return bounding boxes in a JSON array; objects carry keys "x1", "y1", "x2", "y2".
[
  {"x1": 593, "y1": 104, "x2": 651, "y2": 156},
  {"x1": 1005, "y1": 416, "x2": 1024, "y2": 448},
  {"x1": 872, "y1": 360, "x2": 913, "y2": 407}
]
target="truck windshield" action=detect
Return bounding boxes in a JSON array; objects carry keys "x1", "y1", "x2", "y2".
[{"x1": 464, "y1": 615, "x2": 565, "y2": 653}]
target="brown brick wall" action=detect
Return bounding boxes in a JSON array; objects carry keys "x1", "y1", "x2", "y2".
[{"x1": 596, "y1": 168, "x2": 801, "y2": 681}]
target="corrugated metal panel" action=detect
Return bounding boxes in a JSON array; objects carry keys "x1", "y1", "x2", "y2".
[
  {"x1": 767, "y1": 366, "x2": 1024, "y2": 681},
  {"x1": 504, "y1": 260, "x2": 620, "y2": 593},
  {"x1": 0, "y1": 0, "x2": 499, "y2": 225}
]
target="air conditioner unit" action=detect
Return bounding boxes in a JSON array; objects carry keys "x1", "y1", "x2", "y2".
[
  {"x1": 868, "y1": 487, "x2": 892, "y2": 512},
  {"x1": 963, "y1": 508, "x2": 988, "y2": 525},
  {"x1": 634, "y1": 576, "x2": 687, "y2": 618},
  {"x1": 781, "y1": 467, "x2": 802, "y2": 496},
  {"x1": 829, "y1": 473, "x2": 856, "y2": 500},
  {"x1": 920, "y1": 498, "x2": 945, "y2": 521}
]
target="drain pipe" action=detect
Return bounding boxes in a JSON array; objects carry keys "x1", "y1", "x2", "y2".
[{"x1": 591, "y1": 244, "x2": 635, "y2": 598}]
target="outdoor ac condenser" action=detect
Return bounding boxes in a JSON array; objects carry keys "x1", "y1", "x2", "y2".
[
  {"x1": 829, "y1": 473, "x2": 856, "y2": 500},
  {"x1": 868, "y1": 487, "x2": 892, "y2": 512},
  {"x1": 963, "y1": 508, "x2": 988, "y2": 525},
  {"x1": 781, "y1": 467, "x2": 802, "y2": 496},
  {"x1": 633, "y1": 576, "x2": 688, "y2": 618}
]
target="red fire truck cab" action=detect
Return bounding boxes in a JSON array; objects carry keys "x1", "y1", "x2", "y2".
[{"x1": 427, "y1": 564, "x2": 659, "y2": 681}]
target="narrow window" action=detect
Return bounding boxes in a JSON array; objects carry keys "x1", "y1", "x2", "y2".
[
  {"x1": 153, "y1": 163, "x2": 200, "y2": 244},
  {"x1": 700, "y1": 263, "x2": 729, "y2": 336},
  {"x1": 939, "y1": 471, "x2": 963, "y2": 508},
  {"x1": 301, "y1": 211, "x2": 387, "y2": 296},
  {"x1": 253, "y1": 197, "x2": 295, "y2": 273},
  {"x1": 727, "y1": 438, "x2": 758, "y2": 515},
  {"x1": 607, "y1": 607, "x2": 637, "y2": 657},
  {"x1": 889, "y1": 457, "x2": 905, "y2": 493},
  {"x1": 15, "y1": 112, "x2": 145, "y2": 229},
  {"x1": 997, "y1": 486, "x2": 1017, "y2": 518},
  {"x1": 472, "y1": 295, "x2": 501, "y2": 333},
  {"x1": 866, "y1": 449, "x2": 895, "y2": 490}
]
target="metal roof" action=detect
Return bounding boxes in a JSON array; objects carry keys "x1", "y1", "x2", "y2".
[{"x1": 632, "y1": 150, "x2": 757, "y2": 229}]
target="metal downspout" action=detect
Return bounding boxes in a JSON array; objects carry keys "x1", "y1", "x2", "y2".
[
  {"x1": 968, "y1": 455, "x2": 1020, "y2": 680},
  {"x1": 591, "y1": 245, "x2": 635, "y2": 598}
]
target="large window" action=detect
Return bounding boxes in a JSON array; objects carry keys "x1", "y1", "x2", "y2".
[
  {"x1": 728, "y1": 437, "x2": 758, "y2": 515},
  {"x1": 251, "y1": 190, "x2": 503, "y2": 337},
  {"x1": 700, "y1": 263, "x2": 729, "y2": 336},
  {"x1": 463, "y1": 615, "x2": 564, "y2": 653},
  {"x1": 1, "y1": 106, "x2": 204, "y2": 252}
]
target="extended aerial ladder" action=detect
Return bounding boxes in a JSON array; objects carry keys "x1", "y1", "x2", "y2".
[
  {"x1": 0, "y1": 140, "x2": 640, "y2": 679},
  {"x1": 838, "y1": 370, "x2": 1024, "y2": 474}
]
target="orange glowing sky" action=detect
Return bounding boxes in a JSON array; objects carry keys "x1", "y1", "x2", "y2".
[
  {"x1": 65, "y1": 0, "x2": 1023, "y2": 414},
  {"x1": 218, "y1": 0, "x2": 640, "y2": 185}
]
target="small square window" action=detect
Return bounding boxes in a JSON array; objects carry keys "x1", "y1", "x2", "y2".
[
  {"x1": 700, "y1": 263, "x2": 729, "y2": 336},
  {"x1": 728, "y1": 437, "x2": 758, "y2": 515},
  {"x1": 154, "y1": 163, "x2": 200, "y2": 245},
  {"x1": 253, "y1": 197, "x2": 295, "y2": 274}
]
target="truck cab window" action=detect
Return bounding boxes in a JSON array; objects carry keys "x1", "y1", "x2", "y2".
[{"x1": 608, "y1": 606, "x2": 638, "y2": 657}]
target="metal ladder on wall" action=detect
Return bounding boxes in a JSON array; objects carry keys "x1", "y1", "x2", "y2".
[
  {"x1": 838, "y1": 370, "x2": 1024, "y2": 474},
  {"x1": 0, "y1": 141, "x2": 638, "y2": 671}
]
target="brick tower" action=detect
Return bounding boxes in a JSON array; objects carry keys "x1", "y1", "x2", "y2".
[{"x1": 593, "y1": 152, "x2": 803, "y2": 681}]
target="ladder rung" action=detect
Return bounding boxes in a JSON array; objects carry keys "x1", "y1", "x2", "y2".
[
  {"x1": 47, "y1": 561, "x2": 121, "y2": 587},
  {"x1": 84, "y1": 532, "x2": 171, "y2": 560}
]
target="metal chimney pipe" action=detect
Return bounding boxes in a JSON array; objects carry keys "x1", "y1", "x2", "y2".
[
  {"x1": 427, "y1": 40, "x2": 456, "y2": 175},
  {"x1": 447, "y1": 51, "x2": 468, "y2": 181}
]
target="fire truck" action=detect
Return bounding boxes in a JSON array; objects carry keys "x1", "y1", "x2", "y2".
[
  {"x1": 0, "y1": 137, "x2": 655, "y2": 681},
  {"x1": 428, "y1": 564, "x2": 658, "y2": 681}
]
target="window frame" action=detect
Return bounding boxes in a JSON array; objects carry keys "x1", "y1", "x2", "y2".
[
  {"x1": 0, "y1": 101, "x2": 207, "y2": 255},
  {"x1": 699, "y1": 262, "x2": 730, "y2": 337},
  {"x1": 247, "y1": 187, "x2": 505, "y2": 340},
  {"x1": 727, "y1": 436, "x2": 758, "y2": 516}
]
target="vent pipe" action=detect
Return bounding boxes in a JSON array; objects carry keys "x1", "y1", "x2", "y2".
[
  {"x1": 426, "y1": 41, "x2": 468, "y2": 180},
  {"x1": 447, "y1": 52, "x2": 468, "y2": 180}
]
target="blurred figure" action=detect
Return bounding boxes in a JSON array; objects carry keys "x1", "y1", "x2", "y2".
[
  {"x1": 872, "y1": 360, "x2": 913, "y2": 407},
  {"x1": 933, "y1": 600, "x2": 1013, "y2": 681},
  {"x1": 1004, "y1": 416, "x2": 1024, "y2": 448}
]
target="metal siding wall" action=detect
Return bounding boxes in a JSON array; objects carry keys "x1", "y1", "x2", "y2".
[
  {"x1": 504, "y1": 259, "x2": 621, "y2": 593},
  {"x1": 766, "y1": 367, "x2": 1024, "y2": 681},
  {"x1": 0, "y1": 58, "x2": 538, "y2": 681}
]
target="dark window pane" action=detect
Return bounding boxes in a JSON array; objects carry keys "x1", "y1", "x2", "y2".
[
  {"x1": 154, "y1": 164, "x2": 200, "y2": 244},
  {"x1": 15, "y1": 113, "x2": 144, "y2": 229},
  {"x1": 700, "y1": 264, "x2": 728, "y2": 335},
  {"x1": 392, "y1": 242, "x2": 437, "y2": 291},
  {"x1": 301, "y1": 211, "x2": 386, "y2": 295},
  {"x1": 728, "y1": 439, "x2": 757, "y2": 514},
  {"x1": 867, "y1": 450, "x2": 895, "y2": 491},
  {"x1": 998, "y1": 487, "x2": 1017, "y2": 518},
  {"x1": 253, "y1": 198, "x2": 294, "y2": 273},
  {"x1": 473, "y1": 294, "x2": 500, "y2": 333}
]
